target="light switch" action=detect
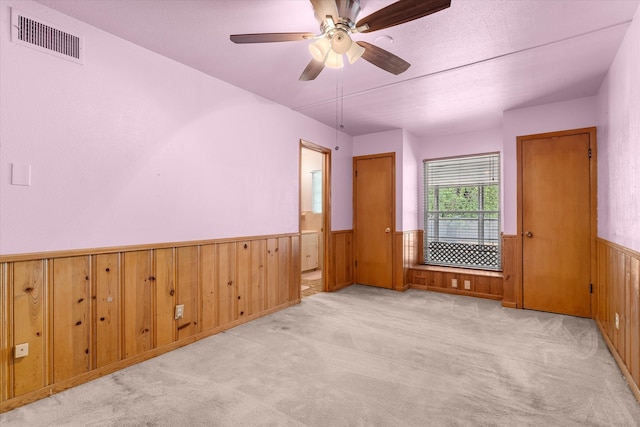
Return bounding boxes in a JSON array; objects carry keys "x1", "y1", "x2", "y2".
[
  {"x1": 11, "y1": 163, "x2": 31, "y2": 186},
  {"x1": 15, "y1": 343, "x2": 29, "y2": 358}
]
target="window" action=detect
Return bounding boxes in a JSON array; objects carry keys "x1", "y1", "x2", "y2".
[
  {"x1": 423, "y1": 153, "x2": 500, "y2": 270},
  {"x1": 311, "y1": 170, "x2": 322, "y2": 213}
]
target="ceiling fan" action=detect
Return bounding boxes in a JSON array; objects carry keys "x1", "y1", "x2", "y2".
[{"x1": 230, "y1": 0, "x2": 451, "y2": 81}]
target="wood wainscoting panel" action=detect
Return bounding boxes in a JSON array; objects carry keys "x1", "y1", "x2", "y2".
[
  {"x1": 95, "y1": 254, "x2": 120, "y2": 368},
  {"x1": 596, "y1": 238, "x2": 640, "y2": 402},
  {"x1": 241, "y1": 239, "x2": 266, "y2": 317},
  {"x1": 289, "y1": 235, "x2": 301, "y2": 304},
  {"x1": 217, "y1": 243, "x2": 237, "y2": 327},
  {"x1": 122, "y1": 251, "x2": 154, "y2": 359},
  {"x1": 155, "y1": 248, "x2": 176, "y2": 347},
  {"x1": 627, "y1": 255, "x2": 640, "y2": 388},
  {"x1": 277, "y1": 237, "x2": 291, "y2": 306},
  {"x1": 265, "y1": 238, "x2": 279, "y2": 310},
  {"x1": 0, "y1": 233, "x2": 301, "y2": 413},
  {"x1": 51, "y1": 256, "x2": 91, "y2": 383},
  {"x1": 409, "y1": 266, "x2": 503, "y2": 301},
  {"x1": 1, "y1": 262, "x2": 7, "y2": 402},
  {"x1": 176, "y1": 246, "x2": 199, "y2": 340},
  {"x1": 394, "y1": 233, "x2": 405, "y2": 291},
  {"x1": 12, "y1": 260, "x2": 46, "y2": 397},
  {"x1": 200, "y1": 244, "x2": 216, "y2": 331},
  {"x1": 502, "y1": 235, "x2": 518, "y2": 308},
  {"x1": 236, "y1": 241, "x2": 251, "y2": 321},
  {"x1": 330, "y1": 230, "x2": 353, "y2": 292}
]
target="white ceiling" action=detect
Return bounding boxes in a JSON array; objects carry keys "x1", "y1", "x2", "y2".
[{"x1": 35, "y1": 0, "x2": 640, "y2": 138}]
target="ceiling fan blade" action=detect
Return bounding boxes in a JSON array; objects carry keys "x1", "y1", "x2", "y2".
[
  {"x1": 356, "y1": 0, "x2": 451, "y2": 33},
  {"x1": 230, "y1": 32, "x2": 314, "y2": 44},
  {"x1": 310, "y1": 0, "x2": 339, "y2": 24},
  {"x1": 357, "y1": 41, "x2": 410, "y2": 75},
  {"x1": 299, "y1": 59, "x2": 325, "y2": 81}
]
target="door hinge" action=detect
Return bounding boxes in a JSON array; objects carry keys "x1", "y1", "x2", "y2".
[
  {"x1": 355, "y1": 170, "x2": 358, "y2": 178},
  {"x1": 355, "y1": 260, "x2": 357, "y2": 268},
  {"x1": 590, "y1": 283, "x2": 593, "y2": 293},
  {"x1": 588, "y1": 148, "x2": 592, "y2": 159}
]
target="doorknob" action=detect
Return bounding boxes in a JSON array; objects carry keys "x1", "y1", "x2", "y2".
[
  {"x1": 385, "y1": 227, "x2": 391, "y2": 233},
  {"x1": 525, "y1": 231, "x2": 533, "y2": 238}
]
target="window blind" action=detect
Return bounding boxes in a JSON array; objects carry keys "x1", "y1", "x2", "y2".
[{"x1": 423, "y1": 153, "x2": 501, "y2": 270}]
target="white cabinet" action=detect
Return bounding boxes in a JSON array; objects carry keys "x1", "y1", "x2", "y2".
[{"x1": 301, "y1": 231, "x2": 318, "y2": 271}]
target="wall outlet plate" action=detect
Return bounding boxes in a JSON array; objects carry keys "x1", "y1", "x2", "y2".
[
  {"x1": 175, "y1": 304, "x2": 184, "y2": 320},
  {"x1": 464, "y1": 280, "x2": 471, "y2": 290},
  {"x1": 451, "y1": 278, "x2": 458, "y2": 288},
  {"x1": 15, "y1": 343, "x2": 29, "y2": 358}
]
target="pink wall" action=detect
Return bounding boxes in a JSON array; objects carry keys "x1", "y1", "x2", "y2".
[
  {"x1": 597, "y1": 5, "x2": 640, "y2": 252},
  {"x1": 502, "y1": 97, "x2": 598, "y2": 234},
  {"x1": 402, "y1": 130, "x2": 419, "y2": 231},
  {"x1": 0, "y1": 1, "x2": 352, "y2": 255}
]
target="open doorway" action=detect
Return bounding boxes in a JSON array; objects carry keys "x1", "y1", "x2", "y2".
[{"x1": 300, "y1": 140, "x2": 330, "y2": 298}]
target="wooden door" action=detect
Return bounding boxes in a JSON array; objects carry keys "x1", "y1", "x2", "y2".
[
  {"x1": 354, "y1": 154, "x2": 395, "y2": 289},
  {"x1": 519, "y1": 129, "x2": 594, "y2": 317}
]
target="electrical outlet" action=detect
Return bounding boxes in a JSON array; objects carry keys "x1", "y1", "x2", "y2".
[
  {"x1": 464, "y1": 280, "x2": 471, "y2": 290},
  {"x1": 15, "y1": 343, "x2": 29, "y2": 358},
  {"x1": 615, "y1": 313, "x2": 620, "y2": 330},
  {"x1": 175, "y1": 304, "x2": 184, "y2": 320},
  {"x1": 451, "y1": 278, "x2": 458, "y2": 288}
]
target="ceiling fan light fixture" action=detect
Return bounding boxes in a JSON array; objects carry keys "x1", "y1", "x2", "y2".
[
  {"x1": 346, "y1": 41, "x2": 365, "y2": 64},
  {"x1": 330, "y1": 29, "x2": 352, "y2": 54},
  {"x1": 309, "y1": 37, "x2": 331, "y2": 62},
  {"x1": 324, "y1": 50, "x2": 344, "y2": 69}
]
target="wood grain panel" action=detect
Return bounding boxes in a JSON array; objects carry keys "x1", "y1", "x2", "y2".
[
  {"x1": 408, "y1": 267, "x2": 503, "y2": 301},
  {"x1": 95, "y1": 254, "x2": 120, "y2": 368},
  {"x1": 331, "y1": 231, "x2": 352, "y2": 292},
  {"x1": 501, "y1": 235, "x2": 517, "y2": 308},
  {"x1": 248, "y1": 240, "x2": 266, "y2": 316},
  {"x1": 0, "y1": 233, "x2": 301, "y2": 413},
  {"x1": 52, "y1": 257, "x2": 91, "y2": 382},
  {"x1": 277, "y1": 237, "x2": 291, "y2": 306},
  {"x1": 613, "y1": 247, "x2": 626, "y2": 352},
  {"x1": 12, "y1": 260, "x2": 46, "y2": 396},
  {"x1": 289, "y1": 235, "x2": 301, "y2": 302},
  {"x1": 155, "y1": 248, "x2": 175, "y2": 347},
  {"x1": 217, "y1": 243, "x2": 236, "y2": 326},
  {"x1": 596, "y1": 238, "x2": 640, "y2": 403},
  {"x1": 1, "y1": 263, "x2": 7, "y2": 402},
  {"x1": 200, "y1": 244, "x2": 216, "y2": 331},
  {"x1": 265, "y1": 238, "x2": 278, "y2": 309},
  {"x1": 394, "y1": 233, "x2": 404, "y2": 291},
  {"x1": 122, "y1": 251, "x2": 153, "y2": 358},
  {"x1": 236, "y1": 242, "x2": 251, "y2": 321},
  {"x1": 176, "y1": 246, "x2": 199, "y2": 340},
  {"x1": 626, "y1": 256, "x2": 640, "y2": 386}
]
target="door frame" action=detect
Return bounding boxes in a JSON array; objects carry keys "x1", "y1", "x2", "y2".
[
  {"x1": 515, "y1": 127, "x2": 597, "y2": 316},
  {"x1": 352, "y1": 152, "x2": 396, "y2": 289},
  {"x1": 300, "y1": 140, "x2": 331, "y2": 292}
]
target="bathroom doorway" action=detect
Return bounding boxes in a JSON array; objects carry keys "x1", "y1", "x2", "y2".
[{"x1": 300, "y1": 141, "x2": 331, "y2": 298}]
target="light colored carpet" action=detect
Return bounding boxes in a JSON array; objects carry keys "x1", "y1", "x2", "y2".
[{"x1": 2, "y1": 285, "x2": 640, "y2": 426}]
